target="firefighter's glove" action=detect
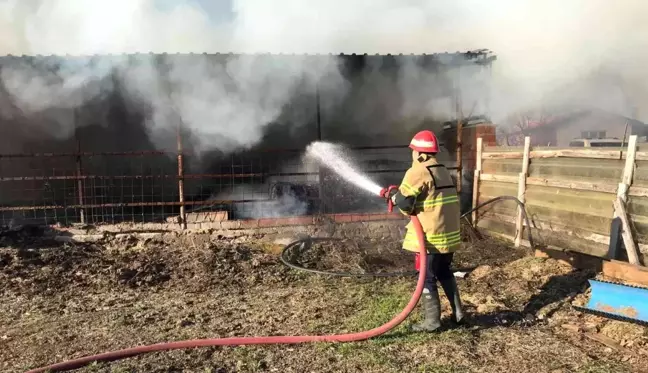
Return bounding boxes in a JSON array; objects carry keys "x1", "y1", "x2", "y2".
[
  {"x1": 380, "y1": 187, "x2": 398, "y2": 200},
  {"x1": 384, "y1": 188, "x2": 398, "y2": 204}
]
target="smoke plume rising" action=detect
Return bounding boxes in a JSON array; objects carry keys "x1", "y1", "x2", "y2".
[
  {"x1": 232, "y1": 0, "x2": 648, "y2": 122},
  {"x1": 0, "y1": 0, "x2": 647, "y2": 154},
  {"x1": 0, "y1": 0, "x2": 348, "y2": 154}
]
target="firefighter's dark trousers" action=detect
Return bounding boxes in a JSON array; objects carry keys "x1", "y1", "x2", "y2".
[{"x1": 416, "y1": 252, "x2": 454, "y2": 293}]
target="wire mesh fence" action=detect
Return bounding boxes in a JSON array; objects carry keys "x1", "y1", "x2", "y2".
[{"x1": 0, "y1": 143, "x2": 455, "y2": 227}]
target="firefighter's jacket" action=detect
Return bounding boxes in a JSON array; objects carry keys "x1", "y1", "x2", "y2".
[{"x1": 395, "y1": 157, "x2": 461, "y2": 254}]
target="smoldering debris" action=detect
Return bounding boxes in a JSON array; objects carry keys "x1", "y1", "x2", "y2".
[
  {"x1": 233, "y1": 182, "x2": 315, "y2": 220},
  {"x1": 191, "y1": 183, "x2": 317, "y2": 220}
]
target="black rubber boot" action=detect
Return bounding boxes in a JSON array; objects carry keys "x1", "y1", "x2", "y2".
[
  {"x1": 440, "y1": 277, "x2": 465, "y2": 325},
  {"x1": 410, "y1": 288, "x2": 442, "y2": 332}
]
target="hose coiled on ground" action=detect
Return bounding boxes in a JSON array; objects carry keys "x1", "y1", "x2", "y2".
[{"x1": 280, "y1": 196, "x2": 534, "y2": 277}]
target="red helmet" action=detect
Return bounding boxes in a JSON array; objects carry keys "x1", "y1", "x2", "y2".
[{"x1": 409, "y1": 130, "x2": 439, "y2": 153}]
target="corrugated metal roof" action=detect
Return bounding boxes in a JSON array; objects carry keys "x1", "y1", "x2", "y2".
[
  {"x1": 0, "y1": 50, "x2": 493, "y2": 58},
  {"x1": 0, "y1": 49, "x2": 496, "y2": 66}
]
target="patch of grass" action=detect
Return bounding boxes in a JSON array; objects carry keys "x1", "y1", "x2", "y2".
[
  {"x1": 73, "y1": 361, "x2": 111, "y2": 372},
  {"x1": 110, "y1": 367, "x2": 135, "y2": 373},
  {"x1": 230, "y1": 347, "x2": 268, "y2": 372},
  {"x1": 359, "y1": 348, "x2": 399, "y2": 368},
  {"x1": 417, "y1": 363, "x2": 469, "y2": 373},
  {"x1": 331, "y1": 341, "x2": 363, "y2": 357},
  {"x1": 577, "y1": 361, "x2": 629, "y2": 373},
  {"x1": 344, "y1": 281, "x2": 473, "y2": 346},
  {"x1": 326, "y1": 343, "x2": 399, "y2": 369},
  {"x1": 305, "y1": 318, "x2": 329, "y2": 333},
  {"x1": 373, "y1": 327, "x2": 473, "y2": 347},
  {"x1": 251, "y1": 242, "x2": 285, "y2": 255},
  {"x1": 346, "y1": 282, "x2": 411, "y2": 331}
]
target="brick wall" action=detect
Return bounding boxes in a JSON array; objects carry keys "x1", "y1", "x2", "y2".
[{"x1": 53, "y1": 212, "x2": 409, "y2": 243}]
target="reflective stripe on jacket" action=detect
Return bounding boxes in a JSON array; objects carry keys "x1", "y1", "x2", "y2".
[{"x1": 397, "y1": 157, "x2": 461, "y2": 254}]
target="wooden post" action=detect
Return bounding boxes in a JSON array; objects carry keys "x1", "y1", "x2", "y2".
[
  {"x1": 618, "y1": 135, "x2": 638, "y2": 200},
  {"x1": 177, "y1": 126, "x2": 186, "y2": 229},
  {"x1": 521, "y1": 136, "x2": 531, "y2": 176},
  {"x1": 614, "y1": 197, "x2": 641, "y2": 265},
  {"x1": 515, "y1": 136, "x2": 531, "y2": 247},
  {"x1": 613, "y1": 135, "x2": 640, "y2": 264},
  {"x1": 472, "y1": 137, "x2": 483, "y2": 224}
]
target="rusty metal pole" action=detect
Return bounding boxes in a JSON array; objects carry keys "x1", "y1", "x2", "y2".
[
  {"x1": 74, "y1": 110, "x2": 85, "y2": 224},
  {"x1": 76, "y1": 139, "x2": 85, "y2": 224},
  {"x1": 455, "y1": 66, "x2": 463, "y2": 193},
  {"x1": 177, "y1": 126, "x2": 186, "y2": 229},
  {"x1": 316, "y1": 82, "x2": 325, "y2": 214}
]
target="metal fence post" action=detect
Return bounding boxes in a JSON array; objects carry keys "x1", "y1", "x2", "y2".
[
  {"x1": 76, "y1": 139, "x2": 85, "y2": 224},
  {"x1": 74, "y1": 110, "x2": 85, "y2": 224},
  {"x1": 177, "y1": 126, "x2": 186, "y2": 229},
  {"x1": 454, "y1": 65, "x2": 463, "y2": 192},
  {"x1": 315, "y1": 82, "x2": 325, "y2": 213}
]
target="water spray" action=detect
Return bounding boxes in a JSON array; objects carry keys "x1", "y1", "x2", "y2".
[
  {"x1": 305, "y1": 141, "x2": 384, "y2": 196},
  {"x1": 305, "y1": 141, "x2": 399, "y2": 211}
]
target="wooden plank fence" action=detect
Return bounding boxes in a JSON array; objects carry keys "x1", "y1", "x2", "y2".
[{"x1": 473, "y1": 135, "x2": 648, "y2": 265}]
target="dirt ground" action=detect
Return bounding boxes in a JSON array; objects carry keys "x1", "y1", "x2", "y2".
[{"x1": 1, "y1": 226, "x2": 647, "y2": 373}]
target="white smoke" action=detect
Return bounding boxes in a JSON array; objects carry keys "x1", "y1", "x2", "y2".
[
  {"x1": 116, "y1": 53, "x2": 344, "y2": 153},
  {"x1": 0, "y1": 0, "x2": 347, "y2": 153},
  {"x1": 198, "y1": 183, "x2": 311, "y2": 219},
  {"x1": 233, "y1": 0, "x2": 648, "y2": 122},
  {"x1": 0, "y1": 0, "x2": 647, "y2": 149}
]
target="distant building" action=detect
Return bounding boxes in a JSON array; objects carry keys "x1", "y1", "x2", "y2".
[{"x1": 503, "y1": 109, "x2": 647, "y2": 147}]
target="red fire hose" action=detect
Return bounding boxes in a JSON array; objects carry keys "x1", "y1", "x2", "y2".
[{"x1": 26, "y1": 190, "x2": 426, "y2": 373}]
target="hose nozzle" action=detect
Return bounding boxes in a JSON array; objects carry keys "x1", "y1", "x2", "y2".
[{"x1": 380, "y1": 185, "x2": 399, "y2": 212}]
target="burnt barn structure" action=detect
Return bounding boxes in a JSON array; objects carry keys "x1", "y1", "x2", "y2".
[{"x1": 0, "y1": 50, "x2": 496, "y2": 227}]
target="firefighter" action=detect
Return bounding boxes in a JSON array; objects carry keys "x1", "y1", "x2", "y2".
[{"x1": 386, "y1": 130, "x2": 464, "y2": 332}]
